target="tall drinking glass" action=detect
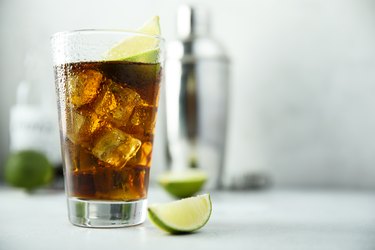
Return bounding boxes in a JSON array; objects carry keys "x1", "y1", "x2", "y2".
[{"x1": 51, "y1": 30, "x2": 163, "y2": 227}]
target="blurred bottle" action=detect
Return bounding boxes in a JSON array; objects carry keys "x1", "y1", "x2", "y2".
[
  {"x1": 164, "y1": 5, "x2": 229, "y2": 189},
  {"x1": 9, "y1": 50, "x2": 63, "y2": 188}
]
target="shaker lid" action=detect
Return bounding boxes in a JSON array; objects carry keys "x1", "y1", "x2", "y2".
[
  {"x1": 168, "y1": 4, "x2": 229, "y2": 61},
  {"x1": 177, "y1": 4, "x2": 210, "y2": 39}
]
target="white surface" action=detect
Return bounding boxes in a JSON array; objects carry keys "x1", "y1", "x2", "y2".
[{"x1": 1, "y1": 187, "x2": 374, "y2": 250}]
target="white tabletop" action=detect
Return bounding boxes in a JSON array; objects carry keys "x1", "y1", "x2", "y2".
[{"x1": 1, "y1": 187, "x2": 374, "y2": 250}]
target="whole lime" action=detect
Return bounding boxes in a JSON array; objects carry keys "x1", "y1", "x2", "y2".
[{"x1": 4, "y1": 150, "x2": 54, "y2": 190}]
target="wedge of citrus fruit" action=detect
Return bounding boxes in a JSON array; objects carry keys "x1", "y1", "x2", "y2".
[
  {"x1": 158, "y1": 170, "x2": 207, "y2": 198},
  {"x1": 106, "y1": 16, "x2": 161, "y2": 63},
  {"x1": 148, "y1": 194, "x2": 212, "y2": 234}
]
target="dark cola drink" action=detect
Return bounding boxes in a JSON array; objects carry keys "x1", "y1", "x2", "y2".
[{"x1": 54, "y1": 60, "x2": 161, "y2": 201}]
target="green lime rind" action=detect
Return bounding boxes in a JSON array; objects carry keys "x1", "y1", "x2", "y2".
[
  {"x1": 105, "y1": 38, "x2": 160, "y2": 63},
  {"x1": 158, "y1": 170, "x2": 207, "y2": 198},
  {"x1": 148, "y1": 208, "x2": 181, "y2": 234},
  {"x1": 158, "y1": 179, "x2": 206, "y2": 198},
  {"x1": 105, "y1": 16, "x2": 161, "y2": 63},
  {"x1": 118, "y1": 48, "x2": 160, "y2": 63},
  {"x1": 148, "y1": 194, "x2": 212, "y2": 234},
  {"x1": 4, "y1": 150, "x2": 54, "y2": 191}
]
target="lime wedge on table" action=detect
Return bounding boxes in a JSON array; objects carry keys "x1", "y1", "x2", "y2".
[
  {"x1": 106, "y1": 16, "x2": 161, "y2": 62},
  {"x1": 158, "y1": 170, "x2": 207, "y2": 198},
  {"x1": 148, "y1": 194, "x2": 212, "y2": 234}
]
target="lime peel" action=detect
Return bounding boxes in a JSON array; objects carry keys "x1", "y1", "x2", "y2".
[
  {"x1": 148, "y1": 194, "x2": 212, "y2": 234},
  {"x1": 158, "y1": 170, "x2": 207, "y2": 198},
  {"x1": 106, "y1": 16, "x2": 161, "y2": 62}
]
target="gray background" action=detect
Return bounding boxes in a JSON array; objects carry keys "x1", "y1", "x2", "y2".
[{"x1": 1, "y1": 0, "x2": 375, "y2": 188}]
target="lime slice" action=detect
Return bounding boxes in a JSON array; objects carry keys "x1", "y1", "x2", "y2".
[
  {"x1": 4, "y1": 150, "x2": 54, "y2": 191},
  {"x1": 122, "y1": 49, "x2": 159, "y2": 63},
  {"x1": 106, "y1": 16, "x2": 161, "y2": 62},
  {"x1": 148, "y1": 194, "x2": 212, "y2": 234},
  {"x1": 158, "y1": 170, "x2": 207, "y2": 198}
]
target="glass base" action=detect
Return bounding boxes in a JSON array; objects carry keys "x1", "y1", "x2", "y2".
[{"x1": 67, "y1": 197, "x2": 147, "y2": 228}]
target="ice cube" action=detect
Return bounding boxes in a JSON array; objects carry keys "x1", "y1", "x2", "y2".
[
  {"x1": 127, "y1": 142, "x2": 153, "y2": 167},
  {"x1": 100, "y1": 62, "x2": 161, "y2": 105},
  {"x1": 121, "y1": 166, "x2": 149, "y2": 199},
  {"x1": 125, "y1": 105, "x2": 157, "y2": 141},
  {"x1": 93, "y1": 167, "x2": 126, "y2": 199},
  {"x1": 66, "y1": 110, "x2": 105, "y2": 148},
  {"x1": 68, "y1": 69, "x2": 103, "y2": 107},
  {"x1": 93, "y1": 81, "x2": 142, "y2": 127},
  {"x1": 92, "y1": 127, "x2": 141, "y2": 168},
  {"x1": 66, "y1": 111, "x2": 85, "y2": 144},
  {"x1": 64, "y1": 139, "x2": 98, "y2": 173}
]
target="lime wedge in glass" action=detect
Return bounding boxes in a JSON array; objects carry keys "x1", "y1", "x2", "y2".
[
  {"x1": 148, "y1": 194, "x2": 212, "y2": 234},
  {"x1": 158, "y1": 170, "x2": 207, "y2": 198},
  {"x1": 106, "y1": 16, "x2": 161, "y2": 63}
]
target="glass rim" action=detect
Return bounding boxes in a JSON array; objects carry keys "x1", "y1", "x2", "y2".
[{"x1": 50, "y1": 29, "x2": 164, "y2": 41}]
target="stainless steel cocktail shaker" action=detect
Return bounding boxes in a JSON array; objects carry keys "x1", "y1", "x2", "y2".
[{"x1": 164, "y1": 5, "x2": 229, "y2": 189}]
